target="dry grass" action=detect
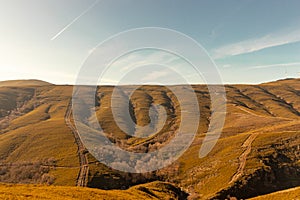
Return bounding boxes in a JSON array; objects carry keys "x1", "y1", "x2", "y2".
[
  {"x1": 0, "y1": 85, "x2": 79, "y2": 186},
  {"x1": 249, "y1": 186, "x2": 300, "y2": 200},
  {"x1": 0, "y1": 79, "x2": 300, "y2": 199},
  {"x1": 0, "y1": 181, "x2": 185, "y2": 200},
  {"x1": 0, "y1": 80, "x2": 52, "y2": 87}
]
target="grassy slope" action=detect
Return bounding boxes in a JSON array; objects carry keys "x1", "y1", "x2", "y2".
[
  {"x1": 0, "y1": 181, "x2": 186, "y2": 200},
  {"x1": 84, "y1": 79, "x2": 300, "y2": 199},
  {"x1": 0, "y1": 85, "x2": 79, "y2": 186},
  {"x1": 0, "y1": 80, "x2": 52, "y2": 87},
  {"x1": 249, "y1": 186, "x2": 300, "y2": 200},
  {"x1": 0, "y1": 79, "x2": 300, "y2": 199}
]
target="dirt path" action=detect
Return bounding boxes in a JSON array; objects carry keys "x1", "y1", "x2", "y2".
[
  {"x1": 65, "y1": 99, "x2": 89, "y2": 187},
  {"x1": 228, "y1": 107, "x2": 274, "y2": 184},
  {"x1": 238, "y1": 106, "x2": 293, "y2": 120},
  {"x1": 238, "y1": 106, "x2": 264, "y2": 118},
  {"x1": 229, "y1": 132, "x2": 258, "y2": 184},
  {"x1": 229, "y1": 119, "x2": 300, "y2": 184}
]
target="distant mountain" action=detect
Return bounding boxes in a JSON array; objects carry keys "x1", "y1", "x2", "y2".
[
  {"x1": 0, "y1": 78, "x2": 299, "y2": 199},
  {"x1": 0, "y1": 79, "x2": 53, "y2": 87}
]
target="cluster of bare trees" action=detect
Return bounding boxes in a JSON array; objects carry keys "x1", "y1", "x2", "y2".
[{"x1": 0, "y1": 158, "x2": 56, "y2": 185}]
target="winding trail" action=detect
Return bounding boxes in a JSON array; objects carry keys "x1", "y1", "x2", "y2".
[
  {"x1": 238, "y1": 106, "x2": 264, "y2": 118},
  {"x1": 229, "y1": 132, "x2": 258, "y2": 184},
  {"x1": 65, "y1": 99, "x2": 89, "y2": 187},
  {"x1": 229, "y1": 106, "x2": 270, "y2": 184},
  {"x1": 238, "y1": 106, "x2": 293, "y2": 120},
  {"x1": 229, "y1": 111, "x2": 299, "y2": 184}
]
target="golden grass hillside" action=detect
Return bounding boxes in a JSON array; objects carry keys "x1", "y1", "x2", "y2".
[
  {"x1": 89, "y1": 79, "x2": 300, "y2": 199},
  {"x1": 0, "y1": 80, "x2": 52, "y2": 87},
  {"x1": 0, "y1": 79, "x2": 300, "y2": 199},
  {"x1": 0, "y1": 181, "x2": 187, "y2": 200},
  {"x1": 249, "y1": 186, "x2": 300, "y2": 200},
  {"x1": 0, "y1": 85, "x2": 79, "y2": 186}
]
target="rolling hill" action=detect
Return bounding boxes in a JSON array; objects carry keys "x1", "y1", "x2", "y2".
[
  {"x1": 249, "y1": 186, "x2": 300, "y2": 200},
  {"x1": 0, "y1": 80, "x2": 52, "y2": 87},
  {"x1": 0, "y1": 181, "x2": 187, "y2": 200},
  {"x1": 0, "y1": 78, "x2": 299, "y2": 199}
]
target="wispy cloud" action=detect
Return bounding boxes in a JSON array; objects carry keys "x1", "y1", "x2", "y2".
[
  {"x1": 51, "y1": 0, "x2": 100, "y2": 41},
  {"x1": 113, "y1": 50, "x2": 180, "y2": 72},
  {"x1": 99, "y1": 50, "x2": 203, "y2": 85},
  {"x1": 212, "y1": 28, "x2": 300, "y2": 59},
  {"x1": 141, "y1": 70, "x2": 170, "y2": 82},
  {"x1": 248, "y1": 62, "x2": 300, "y2": 69}
]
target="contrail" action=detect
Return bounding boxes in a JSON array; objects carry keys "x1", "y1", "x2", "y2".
[
  {"x1": 51, "y1": 0, "x2": 100, "y2": 41},
  {"x1": 248, "y1": 62, "x2": 300, "y2": 69}
]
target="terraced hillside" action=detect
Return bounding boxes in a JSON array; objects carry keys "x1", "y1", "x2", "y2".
[{"x1": 0, "y1": 79, "x2": 300, "y2": 199}]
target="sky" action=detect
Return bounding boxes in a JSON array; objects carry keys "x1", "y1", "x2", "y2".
[{"x1": 0, "y1": 0, "x2": 300, "y2": 84}]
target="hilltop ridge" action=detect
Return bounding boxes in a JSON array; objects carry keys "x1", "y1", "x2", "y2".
[{"x1": 0, "y1": 79, "x2": 53, "y2": 87}]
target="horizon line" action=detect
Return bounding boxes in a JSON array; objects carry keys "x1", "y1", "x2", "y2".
[{"x1": 0, "y1": 77, "x2": 299, "y2": 87}]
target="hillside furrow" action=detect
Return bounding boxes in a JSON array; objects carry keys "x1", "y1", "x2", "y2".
[{"x1": 256, "y1": 86, "x2": 300, "y2": 117}]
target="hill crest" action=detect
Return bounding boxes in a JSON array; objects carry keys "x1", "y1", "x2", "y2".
[{"x1": 0, "y1": 79, "x2": 53, "y2": 87}]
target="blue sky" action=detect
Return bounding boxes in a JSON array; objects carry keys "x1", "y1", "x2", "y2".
[{"x1": 0, "y1": 0, "x2": 300, "y2": 84}]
